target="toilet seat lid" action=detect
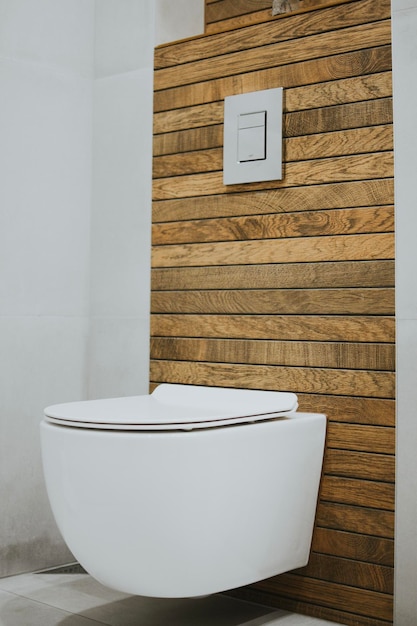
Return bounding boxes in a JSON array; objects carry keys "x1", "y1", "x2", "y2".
[{"x1": 44, "y1": 384, "x2": 298, "y2": 431}]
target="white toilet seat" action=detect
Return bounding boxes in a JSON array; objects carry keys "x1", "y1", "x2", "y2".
[{"x1": 44, "y1": 384, "x2": 298, "y2": 431}]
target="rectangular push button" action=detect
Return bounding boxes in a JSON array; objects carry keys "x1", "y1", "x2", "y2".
[{"x1": 238, "y1": 111, "x2": 266, "y2": 162}]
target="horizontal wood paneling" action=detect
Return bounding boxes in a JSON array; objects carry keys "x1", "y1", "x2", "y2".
[
  {"x1": 152, "y1": 261, "x2": 395, "y2": 290},
  {"x1": 153, "y1": 179, "x2": 394, "y2": 221},
  {"x1": 154, "y1": 46, "x2": 392, "y2": 113},
  {"x1": 152, "y1": 0, "x2": 394, "y2": 622},
  {"x1": 204, "y1": 1, "x2": 357, "y2": 36},
  {"x1": 150, "y1": 360, "x2": 395, "y2": 398},
  {"x1": 152, "y1": 206, "x2": 394, "y2": 245},
  {"x1": 151, "y1": 288, "x2": 395, "y2": 315},
  {"x1": 312, "y1": 528, "x2": 394, "y2": 566},
  {"x1": 253, "y1": 574, "x2": 393, "y2": 621},
  {"x1": 152, "y1": 232, "x2": 394, "y2": 267},
  {"x1": 151, "y1": 337, "x2": 395, "y2": 370},
  {"x1": 154, "y1": 21, "x2": 391, "y2": 90},
  {"x1": 154, "y1": 125, "x2": 393, "y2": 178},
  {"x1": 151, "y1": 314, "x2": 394, "y2": 342}
]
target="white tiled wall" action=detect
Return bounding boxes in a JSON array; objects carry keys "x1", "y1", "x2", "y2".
[
  {"x1": 0, "y1": 0, "x2": 204, "y2": 578},
  {"x1": 155, "y1": 0, "x2": 205, "y2": 46},
  {"x1": 391, "y1": 0, "x2": 417, "y2": 623},
  {"x1": 0, "y1": 0, "x2": 95, "y2": 575},
  {"x1": 88, "y1": 1, "x2": 155, "y2": 399}
]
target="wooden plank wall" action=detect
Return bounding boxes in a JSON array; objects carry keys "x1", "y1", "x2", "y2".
[{"x1": 151, "y1": 0, "x2": 395, "y2": 624}]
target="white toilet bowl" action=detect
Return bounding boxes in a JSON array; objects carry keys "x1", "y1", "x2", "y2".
[{"x1": 40, "y1": 384, "x2": 326, "y2": 598}]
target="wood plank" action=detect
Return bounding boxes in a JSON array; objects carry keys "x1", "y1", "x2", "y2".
[
  {"x1": 149, "y1": 360, "x2": 395, "y2": 398},
  {"x1": 151, "y1": 288, "x2": 395, "y2": 315},
  {"x1": 253, "y1": 573, "x2": 393, "y2": 622},
  {"x1": 316, "y1": 502, "x2": 394, "y2": 538},
  {"x1": 324, "y1": 449, "x2": 395, "y2": 482},
  {"x1": 320, "y1": 476, "x2": 395, "y2": 510},
  {"x1": 153, "y1": 125, "x2": 222, "y2": 157},
  {"x1": 155, "y1": 0, "x2": 389, "y2": 69},
  {"x1": 150, "y1": 314, "x2": 395, "y2": 342},
  {"x1": 229, "y1": 588, "x2": 392, "y2": 626},
  {"x1": 287, "y1": 72, "x2": 392, "y2": 112},
  {"x1": 326, "y1": 423, "x2": 395, "y2": 455},
  {"x1": 297, "y1": 394, "x2": 395, "y2": 427},
  {"x1": 153, "y1": 126, "x2": 393, "y2": 178},
  {"x1": 205, "y1": 2, "x2": 360, "y2": 36},
  {"x1": 151, "y1": 261, "x2": 395, "y2": 290},
  {"x1": 152, "y1": 180, "x2": 394, "y2": 221},
  {"x1": 153, "y1": 101, "x2": 223, "y2": 135},
  {"x1": 295, "y1": 553, "x2": 393, "y2": 594},
  {"x1": 151, "y1": 232, "x2": 394, "y2": 268},
  {"x1": 205, "y1": 10, "x2": 275, "y2": 35},
  {"x1": 150, "y1": 337, "x2": 395, "y2": 370},
  {"x1": 152, "y1": 155, "x2": 394, "y2": 201},
  {"x1": 206, "y1": 0, "x2": 274, "y2": 24},
  {"x1": 285, "y1": 99, "x2": 392, "y2": 137},
  {"x1": 154, "y1": 46, "x2": 392, "y2": 113},
  {"x1": 312, "y1": 527, "x2": 394, "y2": 566},
  {"x1": 152, "y1": 206, "x2": 394, "y2": 244},
  {"x1": 153, "y1": 95, "x2": 392, "y2": 136},
  {"x1": 154, "y1": 20, "x2": 391, "y2": 90}
]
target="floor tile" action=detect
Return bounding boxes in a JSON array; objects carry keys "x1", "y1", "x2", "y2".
[
  {"x1": 0, "y1": 571, "x2": 342, "y2": 626},
  {"x1": 0, "y1": 588, "x2": 105, "y2": 626}
]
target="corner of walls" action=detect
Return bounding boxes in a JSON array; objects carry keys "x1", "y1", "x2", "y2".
[{"x1": 87, "y1": 0, "x2": 155, "y2": 399}]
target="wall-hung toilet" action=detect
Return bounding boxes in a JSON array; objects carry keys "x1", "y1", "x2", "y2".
[{"x1": 40, "y1": 384, "x2": 326, "y2": 598}]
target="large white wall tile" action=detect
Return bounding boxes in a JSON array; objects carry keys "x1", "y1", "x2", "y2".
[
  {"x1": 0, "y1": 0, "x2": 94, "y2": 577},
  {"x1": 155, "y1": 0, "x2": 204, "y2": 46},
  {"x1": 91, "y1": 69, "x2": 152, "y2": 319},
  {"x1": 94, "y1": 0, "x2": 155, "y2": 78},
  {"x1": 0, "y1": 0, "x2": 94, "y2": 76},
  {"x1": 0, "y1": 316, "x2": 89, "y2": 576},
  {"x1": 392, "y1": 0, "x2": 417, "y2": 12},
  {"x1": 0, "y1": 59, "x2": 92, "y2": 316},
  {"x1": 87, "y1": 317, "x2": 150, "y2": 399}
]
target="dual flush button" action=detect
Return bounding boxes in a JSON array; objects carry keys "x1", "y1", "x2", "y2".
[
  {"x1": 238, "y1": 111, "x2": 267, "y2": 162},
  {"x1": 223, "y1": 87, "x2": 283, "y2": 185}
]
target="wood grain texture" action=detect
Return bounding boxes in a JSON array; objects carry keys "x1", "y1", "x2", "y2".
[
  {"x1": 154, "y1": 46, "x2": 392, "y2": 113},
  {"x1": 149, "y1": 360, "x2": 394, "y2": 398},
  {"x1": 151, "y1": 288, "x2": 394, "y2": 315},
  {"x1": 153, "y1": 180, "x2": 394, "y2": 221},
  {"x1": 296, "y1": 394, "x2": 394, "y2": 426},
  {"x1": 312, "y1": 528, "x2": 394, "y2": 566},
  {"x1": 151, "y1": 314, "x2": 394, "y2": 342},
  {"x1": 150, "y1": 337, "x2": 395, "y2": 370},
  {"x1": 152, "y1": 205, "x2": 394, "y2": 244},
  {"x1": 295, "y1": 552, "x2": 393, "y2": 593},
  {"x1": 253, "y1": 574, "x2": 393, "y2": 621},
  {"x1": 154, "y1": 21, "x2": 391, "y2": 90},
  {"x1": 152, "y1": 232, "x2": 394, "y2": 267},
  {"x1": 151, "y1": 261, "x2": 395, "y2": 290},
  {"x1": 205, "y1": 0, "x2": 358, "y2": 36},
  {"x1": 156, "y1": 0, "x2": 389, "y2": 69},
  {"x1": 152, "y1": 155, "x2": 394, "y2": 201},
  {"x1": 151, "y1": 0, "x2": 394, "y2": 621},
  {"x1": 316, "y1": 503, "x2": 394, "y2": 538},
  {"x1": 153, "y1": 126, "x2": 393, "y2": 178}
]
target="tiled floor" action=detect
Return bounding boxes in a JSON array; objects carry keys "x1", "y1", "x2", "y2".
[{"x1": 0, "y1": 568, "x2": 341, "y2": 626}]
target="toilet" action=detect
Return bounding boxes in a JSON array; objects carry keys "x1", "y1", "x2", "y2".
[{"x1": 40, "y1": 384, "x2": 326, "y2": 598}]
